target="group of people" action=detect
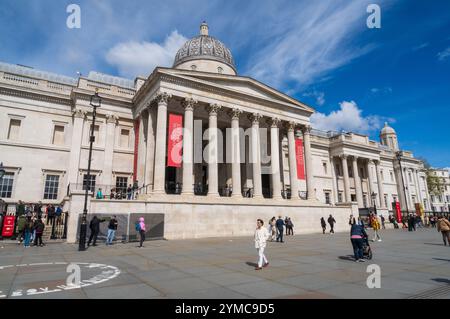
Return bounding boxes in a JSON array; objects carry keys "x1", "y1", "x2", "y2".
[
  {"x1": 320, "y1": 214, "x2": 336, "y2": 234},
  {"x1": 268, "y1": 216, "x2": 294, "y2": 243},
  {"x1": 16, "y1": 214, "x2": 46, "y2": 247},
  {"x1": 97, "y1": 185, "x2": 137, "y2": 200},
  {"x1": 87, "y1": 215, "x2": 148, "y2": 248}
]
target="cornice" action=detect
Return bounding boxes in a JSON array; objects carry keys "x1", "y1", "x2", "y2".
[{"x1": 0, "y1": 86, "x2": 72, "y2": 106}]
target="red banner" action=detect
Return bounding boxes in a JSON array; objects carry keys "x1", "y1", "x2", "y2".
[
  {"x1": 2, "y1": 216, "x2": 16, "y2": 237},
  {"x1": 295, "y1": 138, "x2": 305, "y2": 180},
  {"x1": 167, "y1": 113, "x2": 183, "y2": 167},
  {"x1": 395, "y1": 201, "x2": 402, "y2": 223}
]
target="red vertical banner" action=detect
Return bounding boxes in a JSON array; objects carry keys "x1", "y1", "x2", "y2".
[
  {"x1": 133, "y1": 119, "x2": 140, "y2": 182},
  {"x1": 167, "y1": 113, "x2": 183, "y2": 167},
  {"x1": 295, "y1": 138, "x2": 305, "y2": 180},
  {"x1": 2, "y1": 216, "x2": 15, "y2": 237},
  {"x1": 395, "y1": 201, "x2": 402, "y2": 222}
]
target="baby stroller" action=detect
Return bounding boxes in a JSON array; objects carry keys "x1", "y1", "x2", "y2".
[{"x1": 362, "y1": 235, "x2": 373, "y2": 260}]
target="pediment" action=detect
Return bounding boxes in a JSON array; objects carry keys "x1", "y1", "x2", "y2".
[{"x1": 157, "y1": 68, "x2": 314, "y2": 113}]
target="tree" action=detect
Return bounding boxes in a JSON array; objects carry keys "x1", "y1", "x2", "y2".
[{"x1": 417, "y1": 157, "x2": 445, "y2": 196}]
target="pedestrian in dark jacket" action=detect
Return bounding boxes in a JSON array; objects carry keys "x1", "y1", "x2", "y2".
[
  {"x1": 276, "y1": 216, "x2": 285, "y2": 243},
  {"x1": 87, "y1": 216, "x2": 105, "y2": 246},
  {"x1": 350, "y1": 223, "x2": 368, "y2": 262},
  {"x1": 33, "y1": 218, "x2": 45, "y2": 247},
  {"x1": 106, "y1": 215, "x2": 118, "y2": 245},
  {"x1": 328, "y1": 214, "x2": 336, "y2": 234},
  {"x1": 321, "y1": 217, "x2": 327, "y2": 234},
  {"x1": 408, "y1": 214, "x2": 416, "y2": 232}
]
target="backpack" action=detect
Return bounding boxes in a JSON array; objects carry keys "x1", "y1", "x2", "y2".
[{"x1": 135, "y1": 221, "x2": 141, "y2": 232}]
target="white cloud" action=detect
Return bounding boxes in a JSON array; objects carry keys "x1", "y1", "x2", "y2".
[
  {"x1": 310, "y1": 100, "x2": 389, "y2": 133},
  {"x1": 370, "y1": 87, "x2": 392, "y2": 94},
  {"x1": 303, "y1": 91, "x2": 325, "y2": 106},
  {"x1": 247, "y1": 1, "x2": 380, "y2": 91},
  {"x1": 437, "y1": 47, "x2": 450, "y2": 61},
  {"x1": 106, "y1": 30, "x2": 187, "y2": 78},
  {"x1": 412, "y1": 43, "x2": 429, "y2": 51}
]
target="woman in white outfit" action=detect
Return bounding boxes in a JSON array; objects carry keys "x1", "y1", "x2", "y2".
[{"x1": 254, "y1": 219, "x2": 270, "y2": 270}]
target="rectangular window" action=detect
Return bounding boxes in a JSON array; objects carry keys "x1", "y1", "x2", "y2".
[
  {"x1": 120, "y1": 129, "x2": 130, "y2": 148},
  {"x1": 82, "y1": 174, "x2": 96, "y2": 191},
  {"x1": 431, "y1": 195, "x2": 435, "y2": 202},
  {"x1": 351, "y1": 194, "x2": 356, "y2": 202},
  {"x1": 52, "y1": 125, "x2": 65, "y2": 145},
  {"x1": 381, "y1": 170, "x2": 384, "y2": 181},
  {"x1": 324, "y1": 192, "x2": 331, "y2": 204},
  {"x1": 43, "y1": 175, "x2": 60, "y2": 200},
  {"x1": 447, "y1": 195, "x2": 450, "y2": 202},
  {"x1": 7, "y1": 119, "x2": 21, "y2": 140},
  {"x1": 336, "y1": 164, "x2": 341, "y2": 176},
  {"x1": 348, "y1": 167, "x2": 353, "y2": 178},
  {"x1": 322, "y1": 162, "x2": 327, "y2": 175},
  {"x1": 0, "y1": 173, "x2": 14, "y2": 198},
  {"x1": 363, "y1": 194, "x2": 367, "y2": 208},
  {"x1": 338, "y1": 192, "x2": 343, "y2": 203},
  {"x1": 438, "y1": 195, "x2": 443, "y2": 203},
  {"x1": 360, "y1": 168, "x2": 365, "y2": 179},
  {"x1": 390, "y1": 171, "x2": 394, "y2": 182},
  {"x1": 384, "y1": 194, "x2": 388, "y2": 208},
  {"x1": 412, "y1": 195, "x2": 416, "y2": 204},
  {"x1": 408, "y1": 172, "x2": 412, "y2": 183},
  {"x1": 115, "y1": 176, "x2": 128, "y2": 195}
]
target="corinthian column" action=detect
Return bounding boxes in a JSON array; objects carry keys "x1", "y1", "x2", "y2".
[
  {"x1": 287, "y1": 122, "x2": 299, "y2": 199},
  {"x1": 207, "y1": 103, "x2": 221, "y2": 197},
  {"x1": 181, "y1": 97, "x2": 197, "y2": 195},
  {"x1": 153, "y1": 92, "x2": 171, "y2": 194},
  {"x1": 375, "y1": 160, "x2": 386, "y2": 209},
  {"x1": 103, "y1": 114, "x2": 118, "y2": 187},
  {"x1": 302, "y1": 125, "x2": 315, "y2": 200},
  {"x1": 340, "y1": 154, "x2": 351, "y2": 202},
  {"x1": 270, "y1": 118, "x2": 282, "y2": 200},
  {"x1": 249, "y1": 113, "x2": 263, "y2": 198},
  {"x1": 352, "y1": 156, "x2": 364, "y2": 207},
  {"x1": 230, "y1": 108, "x2": 243, "y2": 198}
]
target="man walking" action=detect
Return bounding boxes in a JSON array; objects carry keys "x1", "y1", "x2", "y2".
[
  {"x1": 33, "y1": 218, "x2": 45, "y2": 247},
  {"x1": 380, "y1": 215, "x2": 386, "y2": 229},
  {"x1": 328, "y1": 214, "x2": 336, "y2": 234},
  {"x1": 321, "y1": 217, "x2": 327, "y2": 234},
  {"x1": 408, "y1": 214, "x2": 416, "y2": 232},
  {"x1": 106, "y1": 215, "x2": 118, "y2": 245},
  {"x1": 276, "y1": 216, "x2": 285, "y2": 243},
  {"x1": 436, "y1": 215, "x2": 450, "y2": 246},
  {"x1": 254, "y1": 219, "x2": 270, "y2": 270},
  {"x1": 88, "y1": 216, "x2": 105, "y2": 247}
]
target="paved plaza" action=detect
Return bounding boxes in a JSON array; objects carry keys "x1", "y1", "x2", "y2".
[{"x1": 0, "y1": 228, "x2": 448, "y2": 299}]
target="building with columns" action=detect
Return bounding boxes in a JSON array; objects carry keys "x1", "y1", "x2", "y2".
[
  {"x1": 0, "y1": 23, "x2": 430, "y2": 242},
  {"x1": 428, "y1": 168, "x2": 450, "y2": 213}
]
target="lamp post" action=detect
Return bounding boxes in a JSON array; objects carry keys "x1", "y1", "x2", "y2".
[
  {"x1": 396, "y1": 151, "x2": 409, "y2": 215},
  {"x1": 371, "y1": 191, "x2": 377, "y2": 215},
  {"x1": 0, "y1": 163, "x2": 5, "y2": 240},
  {"x1": 78, "y1": 91, "x2": 101, "y2": 251}
]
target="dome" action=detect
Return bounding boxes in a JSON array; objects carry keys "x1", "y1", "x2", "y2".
[
  {"x1": 381, "y1": 122, "x2": 396, "y2": 135},
  {"x1": 173, "y1": 22, "x2": 236, "y2": 74}
]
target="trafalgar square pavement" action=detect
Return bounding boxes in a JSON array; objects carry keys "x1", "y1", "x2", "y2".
[{"x1": 0, "y1": 228, "x2": 448, "y2": 299}]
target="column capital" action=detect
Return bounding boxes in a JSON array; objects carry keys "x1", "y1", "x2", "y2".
[
  {"x1": 268, "y1": 117, "x2": 281, "y2": 128},
  {"x1": 373, "y1": 159, "x2": 380, "y2": 166},
  {"x1": 182, "y1": 97, "x2": 197, "y2": 111},
  {"x1": 154, "y1": 91, "x2": 171, "y2": 104},
  {"x1": 339, "y1": 154, "x2": 348, "y2": 160},
  {"x1": 208, "y1": 103, "x2": 222, "y2": 116},
  {"x1": 367, "y1": 159, "x2": 375, "y2": 165},
  {"x1": 105, "y1": 113, "x2": 119, "y2": 124},
  {"x1": 248, "y1": 112, "x2": 262, "y2": 124},
  {"x1": 301, "y1": 125, "x2": 312, "y2": 134},
  {"x1": 72, "y1": 108, "x2": 87, "y2": 119},
  {"x1": 352, "y1": 155, "x2": 359, "y2": 161},
  {"x1": 286, "y1": 121, "x2": 298, "y2": 132},
  {"x1": 228, "y1": 107, "x2": 243, "y2": 120}
]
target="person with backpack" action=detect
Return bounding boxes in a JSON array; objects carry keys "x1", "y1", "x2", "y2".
[
  {"x1": 33, "y1": 218, "x2": 45, "y2": 247},
  {"x1": 106, "y1": 215, "x2": 118, "y2": 245},
  {"x1": 136, "y1": 217, "x2": 146, "y2": 247},
  {"x1": 321, "y1": 217, "x2": 327, "y2": 234},
  {"x1": 87, "y1": 216, "x2": 105, "y2": 247}
]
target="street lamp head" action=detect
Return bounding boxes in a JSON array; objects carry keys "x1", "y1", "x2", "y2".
[
  {"x1": 90, "y1": 91, "x2": 102, "y2": 108},
  {"x1": 0, "y1": 162, "x2": 5, "y2": 179},
  {"x1": 371, "y1": 192, "x2": 377, "y2": 199}
]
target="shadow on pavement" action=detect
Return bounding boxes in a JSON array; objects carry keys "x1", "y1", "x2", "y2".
[
  {"x1": 423, "y1": 243, "x2": 445, "y2": 246},
  {"x1": 245, "y1": 262, "x2": 257, "y2": 268},
  {"x1": 431, "y1": 278, "x2": 450, "y2": 285},
  {"x1": 338, "y1": 255, "x2": 355, "y2": 262},
  {"x1": 432, "y1": 258, "x2": 450, "y2": 262}
]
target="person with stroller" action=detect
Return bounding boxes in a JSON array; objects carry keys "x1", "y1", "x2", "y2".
[{"x1": 350, "y1": 222, "x2": 369, "y2": 262}]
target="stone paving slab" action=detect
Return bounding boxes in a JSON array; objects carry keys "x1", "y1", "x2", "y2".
[{"x1": 0, "y1": 228, "x2": 449, "y2": 299}]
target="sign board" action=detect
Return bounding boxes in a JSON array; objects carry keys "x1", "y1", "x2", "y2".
[
  {"x1": 167, "y1": 113, "x2": 183, "y2": 167},
  {"x1": 1, "y1": 216, "x2": 16, "y2": 237}
]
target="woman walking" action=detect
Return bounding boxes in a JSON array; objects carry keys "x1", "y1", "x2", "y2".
[
  {"x1": 137, "y1": 217, "x2": 146, "y2": 248},
  {"x1": 254, "y1": 219, "x2": 270, "y2": 270},
  {"x1": 436, "y1": 215, "x2": 450, "y2": 246},
  {"x1": 371, "y1": 214, "x2": 382, "y2": 242}
]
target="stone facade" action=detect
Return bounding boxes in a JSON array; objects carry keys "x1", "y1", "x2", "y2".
[{"x1": 0, "y1": 23, "x2": 431, "y2": 242}]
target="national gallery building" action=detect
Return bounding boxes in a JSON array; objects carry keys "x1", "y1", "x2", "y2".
[{"x1": 0, "y1": 23, "x2": 431, "y2": 242}]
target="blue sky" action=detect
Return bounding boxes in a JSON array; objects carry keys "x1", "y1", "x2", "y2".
[{"x1": 0, "y1": 0, "x2": 449, "y2": 167}]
